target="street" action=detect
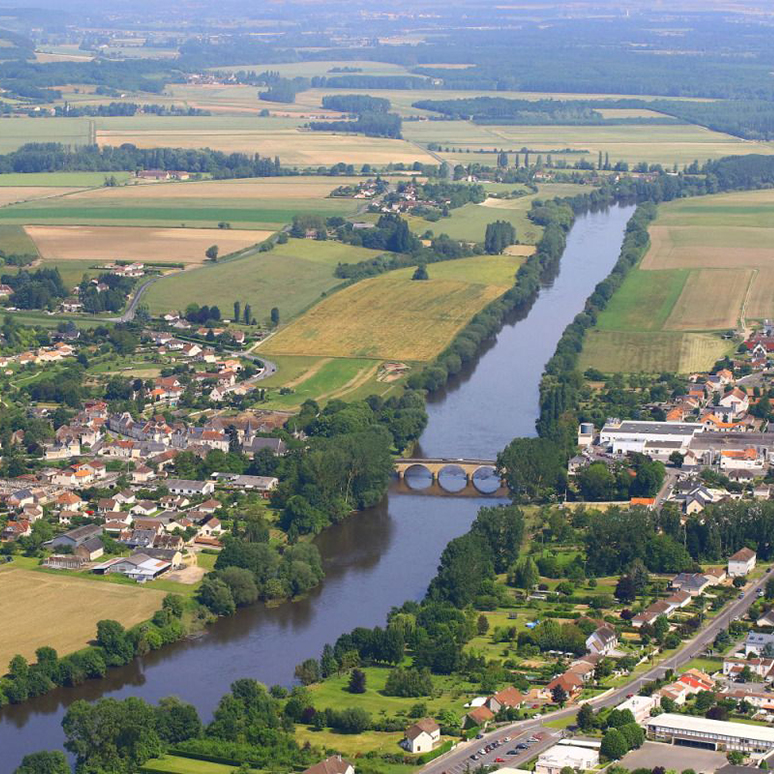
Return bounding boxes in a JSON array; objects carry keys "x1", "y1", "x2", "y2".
[{"x1": 421, "y1": 568, "x2": 770, "y2": 774}]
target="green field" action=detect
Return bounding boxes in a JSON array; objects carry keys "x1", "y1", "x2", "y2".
[
  {"x1": 390, "y1": 253, "x2": 524, "y2": 286},
  {"x1": 0, "y1": 172, "x2": 131, "y2": 187},
  {"x1": 0, "y1": 116, "x2": 92, "y2": 152},
  {"x1": 0, "y1": 224, "x2": 39, "y2": 255},
  {"x1": 596, "y1": 268, "x2": 689, "y2": 332},
  {"x1": 142, "y1": 755, "x2": 259, "y2": 774},
  {"x1": 144, "y1": 240, "x2": 384, "y2": 322}
]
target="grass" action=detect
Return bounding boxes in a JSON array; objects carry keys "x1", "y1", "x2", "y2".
[
  {"x1": 0, "y1": 563, "x2": 165, "y2": 665},
  {"x1": 677, "y1": 656, "x2": 723, "y2": 674},
  {"x1": 41, "y1": 258, "x2": 111, "y2": 287},
  {"x1": 141, "y1": 755, "x2": 259, "y2": 773},
  {"x1": 390, "y1": 254, "x2": 525, "y2": 287},
  {"x1": 144, "y1": 242, "x2": 374, "y2": 323},
  {"x1": 260, "y1": 275, "x2": 507, "y2": 361}
]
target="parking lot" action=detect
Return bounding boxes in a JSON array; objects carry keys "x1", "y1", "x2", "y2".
[
  {"x1": 437, "y1": 726, "x2": 561, "y2": 774},
  {"x1": 620, "y1": 741, "x2": 726, "y2": 773}
]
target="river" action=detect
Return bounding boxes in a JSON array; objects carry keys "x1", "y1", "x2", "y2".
[{"x1": 0, "y1": 203, "x2": 635, "y2": 769}]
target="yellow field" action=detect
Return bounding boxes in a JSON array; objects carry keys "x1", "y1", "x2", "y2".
[
  {"x1": 579, "y1": 330, "x2": 732, "y2": 373},
  {"x1": 0, "y1": 187, "x2": 84, "y2": 206},
  {"x1": 390, "y1": 254, "x2": 525, "y2": 286},
  {"x1": 26, "y1": 225, "x2": 272, "y2": 263},
  {"x1": 96, "y1": 128, "x2": 435, "y2": 167},
  {"x1": 747, "y1": 269, "x2": 774, "y2": 320},
  {"x1": 66, "y1": 176, "x2": 365, "y2": 202},
  {"x1": 261, "y1": 275, "x2": 506, "y2": 361},
  {"x1": 643, "y1": 225, "x2": 774, "y2": 270},
  {"x1": 665, "y1": 269, "x2": 752, "y2": 331},
  {"x1": 0, "y1": 566, "x2": 165, "y2": 665}
]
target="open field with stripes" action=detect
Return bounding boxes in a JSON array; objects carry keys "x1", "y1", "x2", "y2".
[{"x1": 580, "y1": 189, "x2": 774, "y2": 373}]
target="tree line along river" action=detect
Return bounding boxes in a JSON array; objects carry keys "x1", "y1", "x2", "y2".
[{"x1": 0, "y1": 204, "x2": 636, "y2": 769}]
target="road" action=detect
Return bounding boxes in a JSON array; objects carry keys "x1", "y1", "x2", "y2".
[
  {"x1": 421, "y1": 568, "x2": 770, "y2": 774},
  {"x1": 107, "y1": 272, "x2": 173, "y2": 323}
]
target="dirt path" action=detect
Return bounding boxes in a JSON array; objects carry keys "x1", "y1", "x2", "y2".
[{"x1": 284, "y1": 357, "x2": 333, "y2": 389}]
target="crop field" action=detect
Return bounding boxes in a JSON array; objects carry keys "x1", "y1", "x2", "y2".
[
  {"x1": 144, "y1": 240, "x2": 382, "y2": 320},
  {"x1": 0, "y1": 224, "x2": 39, "y2": 256},
  {"x1": 261, "y1": 274, "x2": 506, "y2": 361},
  {"x1": 0, "y1": 565, "x2": 165, "y2": 665},
  {"x1": 0, "y1": 187, "x2": 85, "y2": 206},
  {"x1": 26, "y1": 225, "x2": 272, "y2": 264},
  {"x1": 391, "y1": 253, "x2": 524, "y2": 286},
  {"x1": 0, "y1": 116, "x2": 92, "y2": 153},
  {"x1": 0, "y1": 172, "x2": 132, "y2": 187},
  {"x1": 664, "y1": 269, "x2": 752, "y2": 331},
  {"x1": 580, "y1": 330, "x2": 732, "y2": 374},
  {"x1": 582, "y1": 189, "x2": 774, "y2": 372},
  {"x1": 95, "y1": 126, "x2": 435, "y2": 167},
  {"x1": 404, "y1": 122, "x2": 774, "y2": 168}
]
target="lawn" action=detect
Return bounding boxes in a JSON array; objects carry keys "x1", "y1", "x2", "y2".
[
  {"x1": 144, "y1": 241, "x2": 378, "y2": 322},
  {"x1": 260, "y1": 275, "x2": 507, "y2": 361},
  {"x1": 141, "y1": 755, "x2": 259, "y2": 774},
  {"x1": 0, "y1": 564, "x2": 165, "y2": 665}
]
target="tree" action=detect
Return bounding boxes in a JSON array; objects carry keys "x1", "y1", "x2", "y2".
[
  {"x1": 669, "y1": 451, "x2": 684, "y2": 468},
  {"x1": 477, "y1": 614, "x2": 489, "y2": 635},
  {"x1": 197, "y1": 576, "x2": 236, "y2": 616},
  {"x1": 497, "y1": 437, "x2": 567, "y2": 502},
  {"x1": 653, "y1": 615, "x2": 670, "y2": 642},
  {"x1": 295, "y1": 658, "x2": 321, "y2": 685},
  {"x1": 509, "y1": 557, "x2": 539, "y2": 590},
  {"x1": 63, "y1": 697, "x2": 163, "y2": 773},
  {"x1": 13, "y1": 751, "x2": 69, "y2": 774},
  {"x1": 600, "y1": 728, "x2": 628, "y2": 760},
  {"x1": 551, "y1": 684, "x2": 568, "y2": 707},
  {"x1": 614, "y1": 574, "x2": 636, "y2": 603},
  {"x1": 243, "y1": 303, "x2": 252, "y2": 324},
  {"x1": 271, "y1": 307, "x2": 280, "y2": 326},
  {"x1": 484, "y1": 220, "x2": 516, "y2": 254},
  {"x1": 412, "y1": 264, "x2": 429, "y2": 280},
  {"x1": 154, "y1": 696, "x2": 202, "y2": 744},
  {"x1": 206, "y1": 244, "x2": 219, "y2": 262},
  {"x1": 348, "y1": 668, "x2": 367, "y2": 694},
  {"x1": 577, "y1": 703, "x2": 595, "y2": 732},
  {"x1": 233, "y1": 300, "x2": 241, "y2": 322},
  {"x1": 217, "y1": 566, "x2": 259, "y2": 607}
]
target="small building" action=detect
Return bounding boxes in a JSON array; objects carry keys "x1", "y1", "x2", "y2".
[
  {"x1": 48, "y1": 524, "x2": 102, "y2": 550},
  {"x1": 43, "y1": 555, "x2": 86, "y2": 570},
  {"x1": 93, "y1": 553, "x2": 171, "y2": 581},
  {"x1": 615, "y1": 694, "x2": 657, "y2": 724},
  {"x1": 165, "y1": 478, "x2": 215, "y2": 496},
  {"x1": 586, "y1": 625, "x2": 618, "y2": 655},
  {"x1": 646, "y1": 712, "x2": 774, "y2": 752},
  {"x1": 728, "y1": 547, "x2": 757, "y2": 577},
  {"x1": 746, "y1": 632, "x2": 774, "y2": 657},
  {"x1": 74, "y1": 536, "x2": 104, "y2": 562},
  {"x1": 535, "y1": 744, "x2": 599, "y2": 774},
  {"x1": 301, "y1": 756, "x2": 354, "y2": 774},
  {"x1": 402, "y1": 717, "x2": 440, "y2": 754},
  {"x1": 464, "y1": 705, "x2": 495, "y2": 729}
]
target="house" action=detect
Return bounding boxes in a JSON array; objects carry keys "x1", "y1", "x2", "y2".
[
  {"x1": 97, "y1": 497, "x2": 119, "y2": 514},
  {"x1": 141, "y1": 547, "x2": 183, "y2": 568},
  {"x1": 197, "y1": 498, "x2": 222, "y2": 514},
  {"x1": 402, "y1": 718, "x2": 440, "y2": 754},
  {"x1": 2, "y1": 520, "x2": 31, "y2": 540},
  {"x1": 113, "y1": 490, "x2": 136, "y2": 505},
  {"x1": 703, "y1": 566, "x2": 727, "y2": 585},
  {"x1": 666, "y1": 590, "x2": 693, "y2": 609},
  {"x1": 165, "y1": 479, "x2": 215, "y2": 496},
  {"x1": 49, "y1": 524, "x2": 102, "y2": 550},
  {"x1": 93, "y1": 553, "x2": 171, "y2": 581},
  {"x1": 198, "y1": 517, "x2": 223, "y2": 537},
  {"x1": 544, "y1": 672, "x2": 583, "y2": 700},
  {"x1": 302, "y1": 757, "x2": 354, "y2": 774},
  {"x1": 536, "y1": 744, "x2": 599, "y2": 774},
  {"x1": 632, "y1": 599, "x2": 675, "y2": 628},
  {"x1": 464, "y1": 705, "x2": 495, "y2": 729},
  {"x1": 74, "y1": 537, "x2": 104, "y2": 562},
  {"x1": 718, "y1": 685, "x2": 774, "y2": 710},
  {"x1": 677, "y1": 669, "x2": 714, "y2": 694},
  {"x1": 243, "y1": 437, "x2": 287, "y2": 456},
  {"x1": 131, "y1": 465, "x2": 156, "y2": 484},
  {"x1": 723, "y1": 658, "x2": 774, "y2": 681},
  {"x1": 758, "y1": 611, "x2": 774, "y2": 628},
  {"x1": 131, "y1": 500, "x2": 158, "y2": 517},
  {"x1": 719, "y1": 388, "x2": 750, "y2": 417},
  {"x1": 670, "y1": 572, "x2": 711, "y2": 596},
  {"x1": 745, "y1": 632, "x2": 774, "y2": 657},
  {"x1": 566, "y1": 661, "x2": 596, "y2": 682},
  {"x1": 57, "y1": 492, "x2": 84, "y2": 511},
  {"x1": 488, "y1": 686, "x2": 524, "y2": 711},
  {"x1": 585, "y1": 625, "x2": 618, "y2": 655},
  {"x1": 729, "y1": 547, "x2": 756, "y2": 577}
]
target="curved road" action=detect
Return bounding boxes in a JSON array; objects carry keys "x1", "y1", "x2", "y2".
[{"x1": 421, "y1": 569, "x2": 770, "y2": 774}]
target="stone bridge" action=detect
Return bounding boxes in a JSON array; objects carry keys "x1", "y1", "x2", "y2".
[{"x1": 394, "y1": 458, "x2": 505, "y2": 496}]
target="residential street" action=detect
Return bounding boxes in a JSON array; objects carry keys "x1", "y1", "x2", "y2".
[{"x1": 421, "y1": 568, "x2": 770, "y2": 774}]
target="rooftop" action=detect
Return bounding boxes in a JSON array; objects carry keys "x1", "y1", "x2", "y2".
[{"x1": 647, "y1": 713, "x2": 774, "y2": 743}]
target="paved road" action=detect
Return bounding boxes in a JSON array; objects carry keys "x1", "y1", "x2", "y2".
[{"x1": 421, "y1": 569, "x2": 770, "y2": 774}]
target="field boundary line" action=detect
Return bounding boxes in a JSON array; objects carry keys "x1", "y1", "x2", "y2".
[{"x1": 739, "y1": 267, "x2": 758, "y2": 337}]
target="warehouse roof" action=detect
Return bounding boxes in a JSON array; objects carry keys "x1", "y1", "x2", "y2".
[{"x1": 647, "y1": 713, "x2": 774, "y2": 743}]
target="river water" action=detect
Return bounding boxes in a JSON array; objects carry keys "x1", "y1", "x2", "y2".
[{"x1": 0, "y1": 204, "x2": 635, "y2": 769}]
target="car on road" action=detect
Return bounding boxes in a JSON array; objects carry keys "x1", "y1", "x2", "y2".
[
  {"x1": 471, "y1": 755, "x2": 479, "y2": 761},
  {"x1": 739, "y1": 592, "x2": 745, "y2": 598},
  {"x1": 507, "y1": 750, "x2": 518, "y2": 755},
  {"x1": 495, "y1": 758, "x2": 505, "y2": 763}
]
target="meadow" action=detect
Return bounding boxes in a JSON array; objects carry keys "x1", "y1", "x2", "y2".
[
  {"x1": 144, "y1": 239, "x2": 383, "y2": 321},
  {"x1": 0, "y1": 116, "x2": 92, "y2": 152},
  {"x1": 0, "y1": 564, "x2": 165, "y2": 665},
  {"x1": 0, "y1": 224, "x2": 39, "y2": 256},
  {"x1": 580, "y1": 189, "x2": 774, "y2": 372},
  {"x1": 0, "y1": 172, "x2": 132, "y2": 187},
  {"x1": 26, "y1": 225, "x2": 272, "y2": 264},
  {"x1": 260, "y1": 270, "x2": 508, "y2": 361}
]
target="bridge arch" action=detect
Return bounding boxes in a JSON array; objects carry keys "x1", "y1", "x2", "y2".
[
  {"x1": 402, "y1": 463, "x2": 433, "y2": 490},
  {"x1": 437, "y1": 464, "x2": 469, "y2": 493},
  {"x1": 471, "y1": 465, "x2": 501, "y2": 494}
]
